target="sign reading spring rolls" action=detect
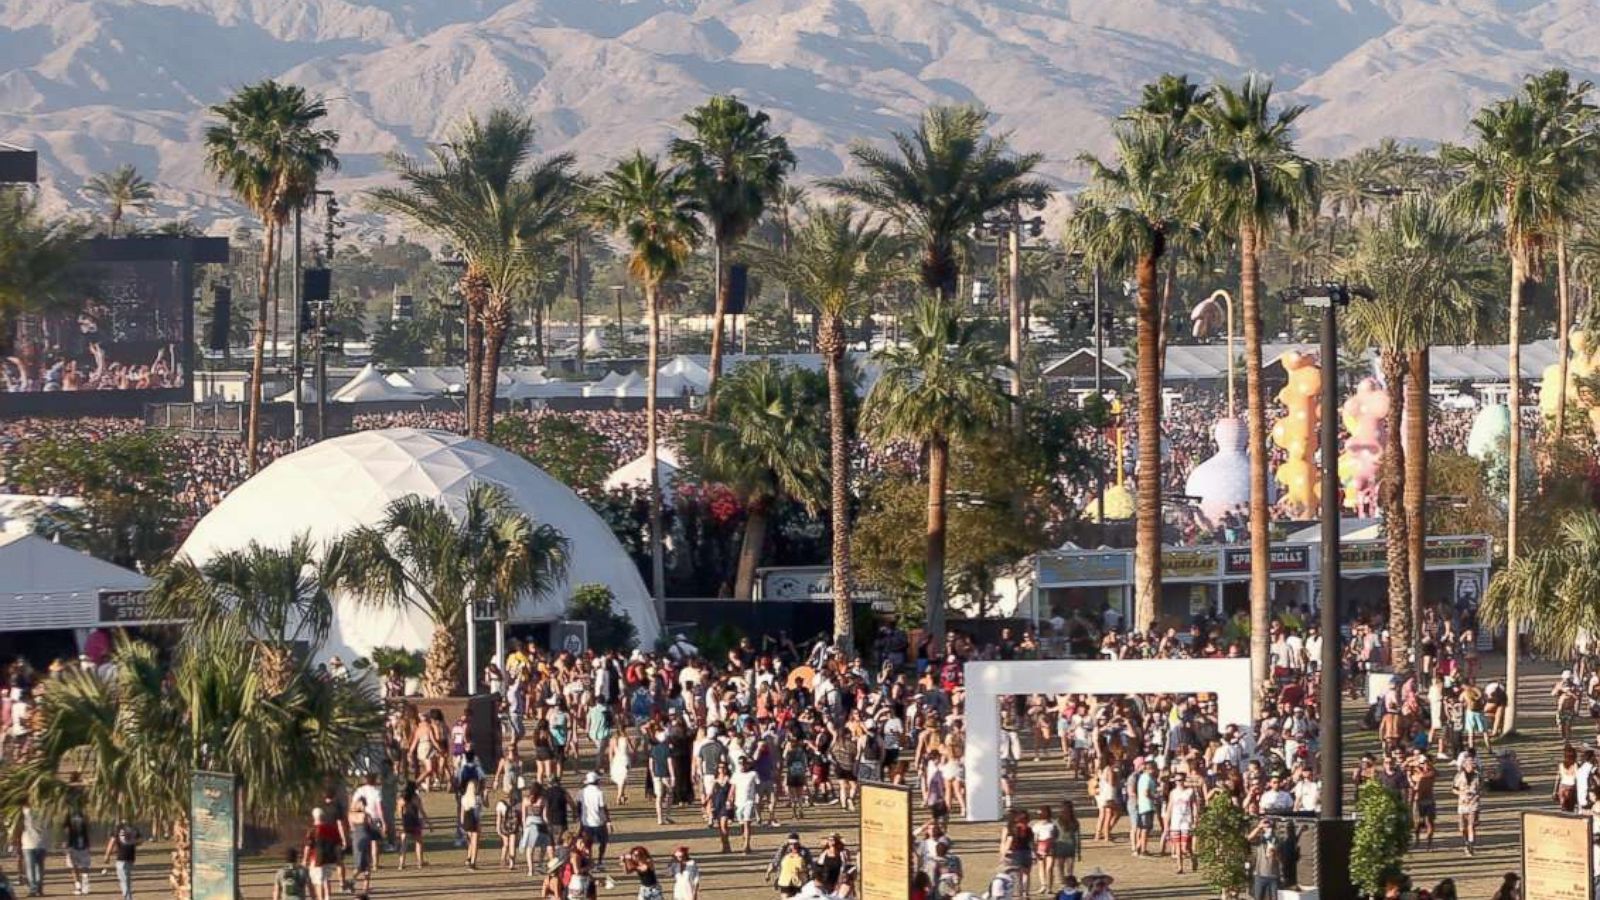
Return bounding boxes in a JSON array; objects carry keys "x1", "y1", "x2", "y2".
[
  {"x1": 859, "y1": 782, "x2": 912, "y2": 900},
  {"x1": 1521, "y1": 811, "x2": 1591, "y2": 900}
]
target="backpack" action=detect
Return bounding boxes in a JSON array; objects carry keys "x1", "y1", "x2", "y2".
[{"x1": 276, "y1": 865, "x2": 308, "y2": 900}]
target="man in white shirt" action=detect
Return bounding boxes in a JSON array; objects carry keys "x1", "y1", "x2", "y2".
[
  {"x1": 731, "y1": 758, "x2": 761, "y2": 853},
  {"x1": 351, "y1": 773, "x2": 386, "y2": 858},
  {"x1": 1290, "y1": 769, "x2": 1321, "y2": 813},
  {"x1": 1259, "y1": 775, "x2": 1294, "y2": 814},
  {"x1": 578, "y1": 772, "x2": 611, "y2": 866}
]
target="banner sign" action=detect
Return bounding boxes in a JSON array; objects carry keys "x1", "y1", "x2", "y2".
[
  {"x1": 859, "y1": 783, "x2": 912, "y2": 900},
  {"x1": 1036, "y1": 552, "x2": 1131, "y2": 586},
  {"x1": 97, "y1": 590, "x2": 152, "y2": 625},
  {"x1": 1222, "y1": 545, "x2": 1311, "y2": 577},
  {"x1": 190, "y1": 770, "x2": 237, "y2": 900},
  {"x1": 1521, "y1": 811, "x2": 1591, "y2": 900},
  {"x1": 1425, "y1": 536, "x2": 1491, "y2": 570},
  {"x1": 1162, "y1": 548, "x2": 1219, "y2": 580},
  {"x1": 549, "y1": 620, "x2": 588, "y2": 657}
]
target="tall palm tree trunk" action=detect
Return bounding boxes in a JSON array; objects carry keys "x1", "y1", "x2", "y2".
[
  {"x1": 646, "y1": 285, "x2": 667, "y2": 624},
  {"x1": 926, "y1": 434, "x2": 950, "y2": 655},
  {"x1": 572, "y1": 236, "x2": 587, "y2": 370},
  {"x1": 246, "y1": 219, "x2": 278, "y2": 473},
  {"x1": 169, "y1": 814, "x2": 191, "y2": 900},
  {"x1": 733, "y1": 501, "x2": 768, "y2": 601},
  {"x1": 1133, "y1": 248, "x2": 1163, "y2": 632},
  {"x1": 824, "y1": 325, "x2": 855, "y2": 655},
  {"x1": 707, "y1": 239, "x2": 730, "y2": 415},
  {"x1": 478, "y1": 306, "x2": 507, "y2": 440},
  {"x1": 464, "y1": 295, "x2": 482, "y2": 437},
  {"x1": 1380, "y1": 351, "x2": 1411, "y2": 672},
  {"x1": 1241, "y1": 226, "x2": 1272, "y2": 704},
  {"x1": 1405, "y1": 348, "x2": 1428, "y2": 665},
  {"x1": 1555, "y1": 235, "x2": 1572, "y2": 449},
  {"x1": 1505, "y1": 250, "x2": 1526, "y2": 735}
]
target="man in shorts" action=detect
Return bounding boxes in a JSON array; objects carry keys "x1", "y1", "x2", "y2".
[
  {"x1": 732, "y1": 758, "x2": 761, "y2": 853},
  {"x1": 697, "y1": 726, "x2": 728, "y2": 806}
]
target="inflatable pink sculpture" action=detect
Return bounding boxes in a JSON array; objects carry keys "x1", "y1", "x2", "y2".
[{"x1": 1337, "y1": 377, "x2": 1389, "y2": 515}]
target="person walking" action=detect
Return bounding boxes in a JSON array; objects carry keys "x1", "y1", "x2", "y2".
[
  {"x1": 12, "y1": 803, "x2": 46, "y2": 897},
  {"x1": 101, "y1": 820, "x2": 141, "y2": 900},
  {"x1": 396, "y1": 781, "x2": 428, "y2": 870},
  {"x1": 61, "y1": 807, "x2": 91, "y2": 896},
  {"x1": 668, "y1": 846, "x2": 701, "y2": 900},
  {"x1": 578, "y1": 772, "x2": 612, "y2": 868},
  {"x1": 347, "y1": 797, "x2": 378, "y2": 894},
  {"x1": 301, "y1": 809, "x2": 342, "y2": 900},
  {"x1": 626, "y1": 846, "x2": 663, "y2": 900},
  {"x1": 1453, "y1": 755, "x2": 1482, "y2": 856}
]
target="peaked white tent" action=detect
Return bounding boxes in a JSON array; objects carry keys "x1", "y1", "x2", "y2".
[
  {"x1": 387, "y1": 367, "x2": 469, "y2": 396},
  {"x1": 332, "y1": 364, "x2": 426, "y2": 403},
  {"x1": 0, "y1": 532, "x2": 152, "y2": 631},
  {"x1": 274, "y1": 380, "x2": 320, "y2": 403},
  {"x1": 582, "y1": 329, "x2": 607, "y2": 354},
  {"x1": 658, "y1": 356, "x2": 711, "y2": 392},
  {"x1": 604, "y1": 448, "x2": 682, "y2": 500}
]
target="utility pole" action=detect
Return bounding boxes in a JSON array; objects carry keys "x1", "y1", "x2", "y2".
[
  {"x1": 612, "y1": 285, "x2": 626, "y2": 354},
  {"x1": 291, "y1": 204, "x2": 304, "y2": 445},
  {"x1": 1094, "y1": 267, "x2": 1105, "y2": 532},
  {"x1": 572, "y1": 234, "x2": 586, "y2": 369}
]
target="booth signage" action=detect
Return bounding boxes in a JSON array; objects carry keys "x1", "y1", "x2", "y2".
[
  {"x1": 1037, "y1": 552, "x2": 1129, "y2": 586},
  {"x1": 1521, "y1": 811, "x2": 1591, "y2": 900},
  {"x1": 1338, "y1": 541, "x2": 1388, "y2": 573},
  {"x1": 1162, "y1": 548, "x2": 1219, "y2": 580},
  {"x1": 859, "y1": 783, "x2": 912, "y2": 900},
  {"x1": 97, "y1": 590, "x2": 152, "y2": 624},
  {"x1": 1425, "y1": 536, "x2": 1491, "y2": 569},
  {"x1": 1223, "y1": 545, "x2": 1310, "y2": 576},
  {"x1": 190, "y1": 770, "x2": 237, "y2": 900},
  {"x1": 549, "y1": 621, "x2": 588, "y2": 657}
]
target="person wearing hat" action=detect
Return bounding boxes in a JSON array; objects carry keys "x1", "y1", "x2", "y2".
[
  {"x1": 578, "y1": 772, "x2": 611, "y2": 867},
  {"x1": 765, "y1": 834, "x2": 812, "y2": 898},
  {"x1": 1081, "y1": 868, "x2": 1115, "y2": 900}
]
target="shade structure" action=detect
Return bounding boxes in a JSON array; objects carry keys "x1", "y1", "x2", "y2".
[
  {"x1": 386, "y1": 367, "x2": 469, "y2": 396},
  {"x1": 658, "y1": 356, "x2": 710, "y2": 392},
  {"x1": 604, "y1": 449, "x2": 681, "y2": 500},
  {"x1": 0, "y1": 532, "x2": 151, "y2": 632},
  {"x1": 332, "y1": 364, "x2": 426, "y2": 403},
  {"x1": 177, "y1": 428, "x2": 660, "y2": 665}
]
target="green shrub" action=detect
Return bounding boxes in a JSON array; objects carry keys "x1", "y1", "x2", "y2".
[
  {"x1": 568, "y1": 583, "x2": 639, "y2": 652},
  {"x1": 353, "y1": 646, "x2": 424, "y2": 679},
  {"x1": 1194, "y1": 791, "x2": 1250, "y2": 897},
  {"x1": 1350, "y1": 780, "x2": 1412, "y2": 896}
]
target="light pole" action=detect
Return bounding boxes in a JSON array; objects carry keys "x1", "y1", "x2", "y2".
[
  {"x1": 977, "y1": 204, "x2": 1046, "y2": 416},
  {"x1": 611, "y1": 285, "x2": 626, "y2": 355}
]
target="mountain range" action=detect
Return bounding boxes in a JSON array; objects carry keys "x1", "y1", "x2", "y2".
[{"x1": 4, "y1": 0, "x2": 1599, "y2": 228}]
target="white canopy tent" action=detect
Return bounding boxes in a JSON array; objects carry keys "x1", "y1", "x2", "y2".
[
  {"x1": 604, "y1": 448, "x2": 682, "y2": 500},
  {"x1": 386, "y1": 367, "x2": 469, "y2": 396},
  {"x1": 332, "y1": 364, "x2": 427, "y2": 403},
  {"x1": 274, "y1": 380, "x2": 321, "y2": 403}
]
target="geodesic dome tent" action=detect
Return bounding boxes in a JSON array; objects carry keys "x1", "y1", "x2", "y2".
[{"x1": 177, "y1": 428, "x2": 659, "y2": 664}]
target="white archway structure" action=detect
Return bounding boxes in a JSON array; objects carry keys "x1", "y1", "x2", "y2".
[{"x1": 963, "y1": 658, "x2": 1253, "y2": 821}]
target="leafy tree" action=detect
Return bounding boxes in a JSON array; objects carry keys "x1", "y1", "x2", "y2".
[
  {"x1": 82, "y1": 164, "x2": 156, "y2": 236},
  {"x1": 1482, "y1": 508, "x2": 1600, "y2": 657},
  {"x1": 1069, "y1": 74, "x2": 1210, "y2": 632},
  {"x1": 684, "y1": 360, "x2": 827, "y2": 599},
  {"x1": 670, "y1": 95, "x2": 795, "y2": 403},
  {"x1": 493, "y1": 414, "x2": 618, "y2": 497},
  {"x1": 0, "y1": 191, "x2": 91, "y2": 321},
  {"x1": 824, "y1": 105, "x2": 1048, "y2": 301},
  {"x1": 589, "y1": 151, "x2": 704, "y2": 618},
  {"x1": 567, "y1": 583, "x2": 639, "y2": 652},
  {"x1": 863, "y1": 297, "x2": 1012, "y2": 645},
  {"x1": 1193, "y1": 792, "x2": 1250, "y2": 897},
  {"x1": 745, "y1": 202, "x2": 897, "y2": 650},
  {"x1": 8, "y1": 431, "x2": 180, "y2": 569},
  {"x1": 204, "y1": 80, "x2": 340, "y2": 472},
  {"x1": 369, "y1": 318, "x2": 431, "y2": 366},
  {"x1": 1189, "y1": 74, "x2": 1319, "y2": 698},
  {"x1": 335, "y1": 483, "x2": 570, "y2": 696},
  {"x1": 1349, "y1": 781, "x2": 1412, "y2": 896},
  {"x1": 367, "y1": 110, "x2": 576, "y2": 438}
]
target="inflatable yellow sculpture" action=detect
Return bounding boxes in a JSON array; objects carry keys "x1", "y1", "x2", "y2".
[
  {"x1": 1271, "y1": 350, "x2": 1322, "y2": 517},
  {"x1": 1539, "y1": 329, "x2": 1600, "y2": 436}
]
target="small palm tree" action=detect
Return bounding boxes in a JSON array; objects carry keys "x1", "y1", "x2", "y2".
[
  {"x1": 670, "y1": 95, "x2": 795, "y2": 403},
  {"x1": 1341, "y1": 196, "x2": 1491, "y2": 670},
  {"x1": 1190, "y1": 75, "x2": 1319, "y2": 697},
  {"x1": 0, "y1": 192, "x2": 90, "y2": 320},
  {"x1": 589, "y1": 151, "x2": 705, "y2": 620},
  {"x1": 688, "y1": 361, "x2": 827, "y2": 599},
  {"x1": 824, "y1": 105, "x2": 1049, "y2": 301},
  {"x1": 367, "y1": 110, "x2": 576, "y2": 439},
  {"x1": 864, "y1": 297, "x2": 1010, "y2": 649},
  {"x1": 150, "y1": 534, "x2": 342, "y2": 694},
  {"x1": 335, "y1": 483, "x2": 569, "y2": 697},
  {"x1": 747, "y1": 202, "x2": 898, "y2": 650},
  {"x1": 1446, "y1": 83, "x2": 1592, "y2": 733},
  {"x1": 204, "y1": 80, "x2": 339, "y2": 472},
  {"x1": 1070, "y1": 76, "x2": 1209, "y2": 633},
  {"x1": 82, "y1": 164, "x2": 156, "y2": 236},
  {"x1": 1482, "y1": 509, "x2": 1600, "y2": 659}
]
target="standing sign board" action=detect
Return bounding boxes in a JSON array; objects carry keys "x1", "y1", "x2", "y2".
[
  {"x1": 550, "y1": 620, "x2": 589, "y2": 657},
  {"x1": 190, "y1": 770, "x2": 238, "y2": 900},
  {"x1": 859, "y1": 783, "x2": 912, "y2": 900},
  {"x1": 1521, "y1": 811, "x2": 1591, "y2": 900}
]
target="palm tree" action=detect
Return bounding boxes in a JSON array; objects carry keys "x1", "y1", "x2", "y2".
[
  {"x1": 589, "y1": 152, "x2": 704, "y2": 621},
  {"x1": 824, "y1": 105, "x2": 1050, "y2": 303},
  {"x1": 336, "y1": 483, "x2": 570, "y2": 697},
  {"x1": 0, "y1": 192, "x2": 90, "y2": 320},
  {"x1": 149, "y1": 534, "x2": 342, "y2": 694},
  {"x1": 204, "y1": 80, "x2": 339, "y2": 472},
  {"x1": 1481, "y1": 509, "x2": 1600, "y2": 659},
  {"x1": 82, "y1": 164, "x2": 156, "y2": 236},
  {"x1": 368, "y1": 110, "x2": 576, "y2": 439},
  {"x1": 864, "y1": 297, "x2": 1010, "y2": 650},
  {"x1": 670, "y1": 96, "x2": 795, "y2": 405},
  {"x1": 1521, "y1": 71, "x2": 1598, "y2": 448},
  {"x1": 747, "y1": 202, "x2": 897, "y2": 650},
  {"x1": 0, "y1": 636, "x2": 380, "y2": 900},
  {"x1": 1446, "y1": 89, "x2": 1590, "y2": 733},
  {"x1": 1070, "y1": 78, "x2": 1209, "y2": 633},
  {"x1": 688, "y1": 360, "x2": 827, "y2": 599},
  {"x1": 1190, "y1": 75, "x2": 1320, "y2": 697},
  {"x1": 1341, "y1": 196, "x2": 1491, "y2": 670}
]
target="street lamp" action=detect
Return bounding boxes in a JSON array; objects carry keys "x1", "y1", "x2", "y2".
[
  {"x1": 1066, "y1": 270, "x2": 1113, "y2": 531},
  {"x1": 1279, "y1": 280, "x2": 1369, "y2": 842}
]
